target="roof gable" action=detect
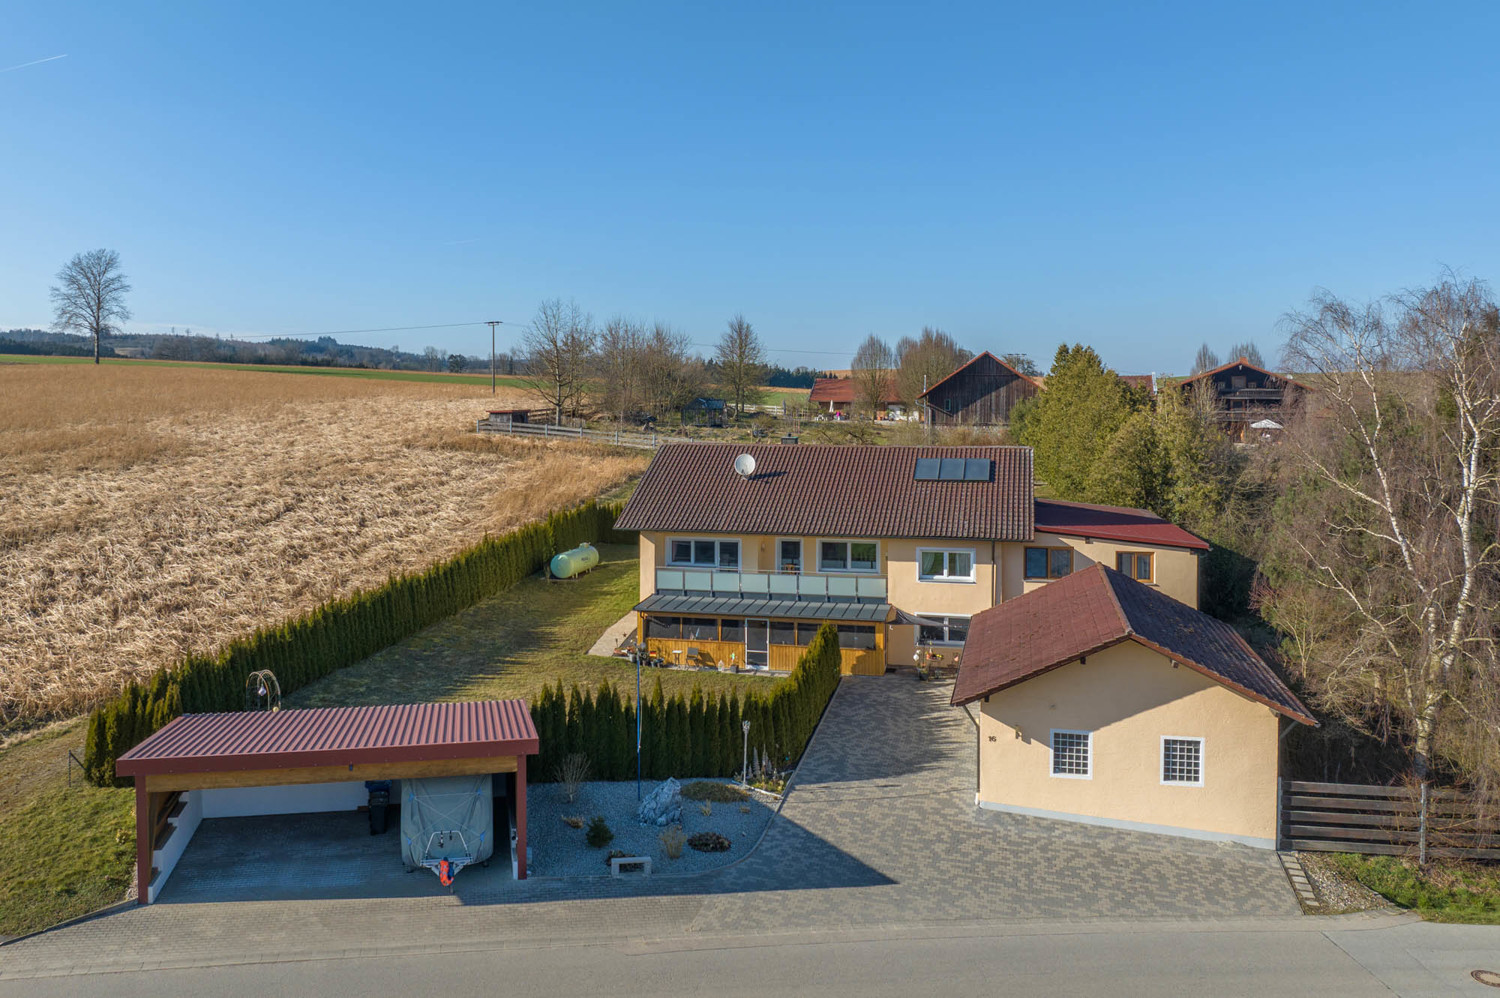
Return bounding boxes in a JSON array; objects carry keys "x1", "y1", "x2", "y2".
[
  {"x1": 1178, "y1": 357, "x2": 1295, "y2": 388},
  {"x1": 951, "y1": 564, "x2": 1314, "y2": 724},
  {"x1": 614, "y1": 443, "x2": 1035, "y2": 541},
  {"x1": 918, "y1": 351, "x2": 1041, "y2": 399},
  {"x1": 1033, "y1": 498, "x2": 1209, "y2": 551}
]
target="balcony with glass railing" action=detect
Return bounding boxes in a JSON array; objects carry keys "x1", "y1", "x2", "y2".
[{"x1": 654, "y1": 567, "x2": 888, "y2": 603}]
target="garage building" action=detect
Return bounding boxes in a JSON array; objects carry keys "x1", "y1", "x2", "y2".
[{"x1": 115, "y1": 700, "x2": 538, "y2": 903}]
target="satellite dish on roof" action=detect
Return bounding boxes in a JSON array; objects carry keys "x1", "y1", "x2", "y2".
[{"x1": 733, "y1": 453, "x2": 757, "y2": 478}]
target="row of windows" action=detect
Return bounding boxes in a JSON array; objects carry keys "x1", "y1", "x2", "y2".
[
  {"x1": 1049, "y1": 730, "x2": 1203, "y2": 786},
  {"x1": 668, "y1": 538, "x2": 1156, "y2": 585},
  {"x1": 644, "y1": 616, "x2": 877, "y2": 650},
  {"x1": 1023, "y1": 547, "x2": 1155, "y2": 583}
]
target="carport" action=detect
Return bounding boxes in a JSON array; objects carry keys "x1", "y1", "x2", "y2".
[{"x1": 115, "y1": 700, "x2": 538, "y2": 904}]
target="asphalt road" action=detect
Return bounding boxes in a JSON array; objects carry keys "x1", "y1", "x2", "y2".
[{"x1": 7, "y1": 918, "x2": 1500, "y2": 998}]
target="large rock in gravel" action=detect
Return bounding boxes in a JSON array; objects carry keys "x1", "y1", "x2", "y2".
[{"x1": 637, "y1": 777, "x2": 683, "y2": 826}]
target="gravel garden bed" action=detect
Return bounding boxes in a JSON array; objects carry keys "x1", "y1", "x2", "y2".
[{"x1": 528, "y1": 778, "x2": 775, "y2": 877}]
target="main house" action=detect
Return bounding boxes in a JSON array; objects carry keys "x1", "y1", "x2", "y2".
[{"x1": 613, "y1": 443, "x2": 1208, "y2": 677}]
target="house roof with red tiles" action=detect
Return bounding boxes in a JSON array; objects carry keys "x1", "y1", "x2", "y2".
[
  {"x1": 614, "y1": 443, "x2": 1035, "y2": 541},
  {"x1": 950, "y1": 563, "x2": 1314, "y2": 724},
  {"x1": 808, "y1": 376, "x2": 901, "y2": 405},
  {"x1": 1034, "y1": 498, "x2": 1209, "y2": 551}
]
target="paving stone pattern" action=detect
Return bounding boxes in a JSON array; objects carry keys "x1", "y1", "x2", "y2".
[{"x1": 0, "y1": 677, "x2": 1297, "y2": 979}]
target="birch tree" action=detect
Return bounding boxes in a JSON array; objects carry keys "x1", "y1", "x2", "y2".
[{"x1": 1264, "y1": 276, "x2": 1500, "y2": 788}]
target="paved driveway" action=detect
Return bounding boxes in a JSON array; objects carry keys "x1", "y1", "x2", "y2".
[{"x1": 0, "y1": 677, "x2": 1297, "y2": 979}]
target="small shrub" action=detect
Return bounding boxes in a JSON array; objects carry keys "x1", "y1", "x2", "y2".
[
  {"x1": 604, "y1": 848, "x2": 629, "y2": 868},
  {"x1": 660, "y1": 825, "x2": 686, "y2": 860},
  {"x1": 561, "y1": 815, "x2": 584, "y2": 829},
  {"x1": 553, "y1": 753, "x2": 592, "y2": 804},
  {"x1": 687, "y1": 831, "x2": 731, "y2": 853},
  {"x1": 681, "y1": 780, "x2": 747, "y2": 803},
  {"x1": 585, "y1": 815, "x2": 614, "y2": 849},
  {"x1": 699, "y1": 800, "x2": 712, "y2": 817},
  {"x1": 739, "y1": 804, "x2": 751, "y2": 814}
]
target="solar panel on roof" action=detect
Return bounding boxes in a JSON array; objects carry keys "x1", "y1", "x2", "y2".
[
  {"x1": 938, "y1": 458, "x2": 965, "y2": 480},
  {"x1": 964, "y1": 458, "x2": 992, "y2": 481},
  {"x1": 913, "y1": 458, "x2": 940, "y2": 480}
]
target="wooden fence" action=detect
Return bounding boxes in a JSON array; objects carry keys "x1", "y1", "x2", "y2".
[
  {"x1": 1279, "y1": 780, "x2": 1500, "y2": 861},
  {"x1": 476, "y1": 419, "x2": 692, "y2": 450}
]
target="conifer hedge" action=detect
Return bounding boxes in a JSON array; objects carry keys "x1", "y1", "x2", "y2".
[
  {"x1": 530, "y1": 622, "x2": 842, "y2": 782},
  {"x1": 83, "y1": 500, "x2": 630, "y2": 786}
]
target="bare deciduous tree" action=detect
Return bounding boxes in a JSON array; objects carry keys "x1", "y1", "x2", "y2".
[
  {"x1": 1225, "y1": 341, "x2": 1264, "y2": 367},
  {"x1": 895, "y1": 327, "x2": 970, "y2": 410},
  {"x1": 50, "y1": 249, "x2": 132, "y2": 364},
  {"x1": 1191, "y1": 342, "x2": 1220, "y2": 375},
  {"x1": 715, "y1": 314, "x2": 767, "y2": 415},
  {"x1": 641, "y1": 323, "x2": 706, "y2": 418},
  {"x1": 1264, "y1": 275, "x2": 1500, "y2": 790},
  {"x1": 521, "y1": 298, "x2": 596, "y2": 425},
  {"x1": 596, "y1": 316, "x2": 646, "y2": 422},
  {"x1": 851, "y1": 334, "x2": 896, "y2": 419}
]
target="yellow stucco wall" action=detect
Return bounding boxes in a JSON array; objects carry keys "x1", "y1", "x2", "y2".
[
  {"x1": 1003, "y1": 534, "x2": 1202, "y2": 608},
  {"x1": 975, "y1": 642, "x2": 1281, "y2": 845}
]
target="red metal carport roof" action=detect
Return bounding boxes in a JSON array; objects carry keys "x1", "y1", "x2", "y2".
[{"x1": 116, "y1": 700, "x2": 539, "y2": 777}]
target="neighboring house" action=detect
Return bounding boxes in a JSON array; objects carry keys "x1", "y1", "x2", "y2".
[
  {"x1": 808, "y1": 376, "x2": 902, "y2": 417},
  {"x1": 917, "y1": 352, "x2": 1040, "y2": 426},
  {"x1": 1117, "y1": 373, "x2": 1156, "y2": 395},
  {"x1": 612, "y1": 443, "x2": 1207, "y2": 676},
  {"x1": 680, "y1": 397, "x2": 726, "y2": 427},
  {"x1": 1176, "y1": 357, "x2": 1306, "y2": 442},
  {"x1": 952, "y1": 563, "x2": 1315, "y2": 848}
]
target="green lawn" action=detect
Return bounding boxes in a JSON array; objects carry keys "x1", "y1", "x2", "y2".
[
  {"x1": 1332, "y1": 854, "x2": 1500, "y2": 923},
  {"x1": 287, "y1": 544, "x2": 783, "y2": 709},
  {"x1": 0, "y1": 721, "x2": 135, "y2": 938}
]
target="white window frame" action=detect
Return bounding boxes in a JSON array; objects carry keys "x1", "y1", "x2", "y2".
[
  {"x1": 1160, "y1": 736, "x2": 1204, "y2": 787},
  {"x1": 816, "y1": 538, "x2": 881, "y2": 574},
  {"x1": 666, "y1": 536, "x2": 741, "y2": 569},
  {"x1": 917, "y1": 547, "x2": 976, "y2": 583},
  {"x1": 776, "y1": 537, "x2": 803, "y2": 574},
  {"x1": 917, "y1": 615, "x2": 970, "y2": 647},
  {"x1": 1049, "y1": 729, "x2": 1092, "y2": 780}
]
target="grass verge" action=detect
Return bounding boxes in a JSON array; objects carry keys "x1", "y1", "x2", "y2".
[
  {"x1": 288, "y1": 544, "x2": 782, "y2": 708},
  {"x1": 0, "y1": 721, "x2": 135, "y2": 937},
  {"x1": 1331, "y1": 853, "x2": 1500, "y2": 923}
]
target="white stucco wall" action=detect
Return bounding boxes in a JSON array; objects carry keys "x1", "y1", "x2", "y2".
[{"x1": 199, "y1": 781, "x2": 370, "y2": 818}]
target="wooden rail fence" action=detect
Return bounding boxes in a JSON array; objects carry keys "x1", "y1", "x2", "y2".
[
  {"x1": 475, "y1": 419, "x2": 692, "y2": 451},
  {"x1": 1279, "y1": 780, "x2": 1500, "y2": 860}
]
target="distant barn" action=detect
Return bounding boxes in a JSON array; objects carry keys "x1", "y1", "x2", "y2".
[
  {"x1": 681, "y1": 397, "x2": 726, "y2": 427},
  {"x1": 918, "y1": 352, "x2": 1040, "y2": 426}
]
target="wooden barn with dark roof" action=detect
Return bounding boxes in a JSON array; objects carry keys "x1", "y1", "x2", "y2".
[{"x1": 917, "y1": 351, "x2": 1041, "y2": 426}]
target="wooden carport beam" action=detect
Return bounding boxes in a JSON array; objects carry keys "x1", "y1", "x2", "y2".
[{"x1": 140, "y1": 754, "x2": 516, "y2": 793}]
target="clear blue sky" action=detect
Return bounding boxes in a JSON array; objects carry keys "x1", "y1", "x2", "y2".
[{"x1": 4, "y1": 2, "x2": 1498, "y2": 374}]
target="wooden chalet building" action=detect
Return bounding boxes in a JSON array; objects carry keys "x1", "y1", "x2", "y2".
[
  {"x1": 918, "y1": 352, "x2": 1040, "y2": 426},
  {"x1": 1177, "y1": 357, "x2": 1305, "y2": 442}
]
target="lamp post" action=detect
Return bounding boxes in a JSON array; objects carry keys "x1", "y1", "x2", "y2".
[
  {"x1": 741, "y1": 720, "x2": 751, "y2": 785},
  {"x1": 635, "y1": 648, "x2": 643, "y2": 801}
]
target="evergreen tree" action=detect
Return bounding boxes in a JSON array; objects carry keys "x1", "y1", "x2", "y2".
[{"x1": 1013, "y1": 344, "x2": 1140, "y2": 500}]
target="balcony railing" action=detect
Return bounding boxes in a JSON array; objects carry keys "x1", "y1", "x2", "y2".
[{"x1": 655, "y1": 568, "x2": 887, "y2": 603}]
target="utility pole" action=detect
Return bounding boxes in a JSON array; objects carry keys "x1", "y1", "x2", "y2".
[{"x1": 486, "y1": 321, "x2": 501, "y2": 395}]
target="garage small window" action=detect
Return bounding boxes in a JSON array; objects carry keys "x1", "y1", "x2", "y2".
[
  {"x1": 1051, "y1": 730, "x2": 1091, "y2": 778},
  {"x1": 1162, "y1": 737, "x2": 1203, "y2": 786}
]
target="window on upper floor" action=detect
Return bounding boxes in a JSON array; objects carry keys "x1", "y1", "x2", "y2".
[
  {"x1": 1024, "y1": 546, "x2": 1073, "y2": 580},
  {"x1": 668, "y1": 537, "x2": 739, "y2": 569},
  {"x1": 1115, "y1": 551, "x2": 1154, "y2": 583},
  {"x1": 918, "y1": 615, "x2": 969, "y2": 646},
  {"x1": 918, "y1": 548, "x2": 975, "y2": 583},
  {"x1": 819, "y1": 539, "x2": 879, "y2": 573}
]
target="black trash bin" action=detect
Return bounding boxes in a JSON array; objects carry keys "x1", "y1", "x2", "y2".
[{"x1": 365, "y1": 780, "x2": 392, "y2": 836}]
